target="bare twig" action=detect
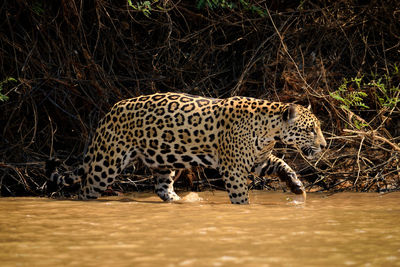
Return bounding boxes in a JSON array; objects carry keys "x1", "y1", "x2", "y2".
[{"x1": 343, "y1": 129, "x2": 400, "y2": 152}]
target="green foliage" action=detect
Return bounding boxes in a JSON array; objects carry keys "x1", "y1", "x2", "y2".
[
  {"x1": 0, "y1": 77, "x2": 17, "y2": 102},
  {"x1": 196, "y1": 0, "x2": 268, "y2": 17},
  {"x1": 368, "y1": 64, "x2": 400, "y2": 109},
  {"x1": 32, "y1": 1, "x2": 45, "y2": 16},
  {"x1": 196, "y1": 0, "x2": 236, "y2": 9},
  {"x1": 330, "y1": 68, "x2": 400, "y2": 129},
  {"x1": 128, "y1": 0, "x2": 156, "y2": 17},
  {"x1": 330, "y1": 77, "x2": 370, "y2": 129},
  {"x1": 330, "y1": 77, "x2": 370, "y2": 111},
  {"x1": 196, "y1": 0, "x2": 234, "y2": 9},
  {"x1": 331, "y1": 66, "x2": 400, "y2": 112}
]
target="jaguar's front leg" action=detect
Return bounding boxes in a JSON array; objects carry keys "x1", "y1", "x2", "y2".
[
  {"x1": 153, "y1": 169, "x2": 181, "y2": 202},
  {"x1": 219, "y1": 163, "x2": 250, "y2": 204},
  {"x1": 223, "y1": 173, "x2": 249, "y2": 204},
  {"x1": 252, "y1": 155, "x2": 305, "y2": 195}
]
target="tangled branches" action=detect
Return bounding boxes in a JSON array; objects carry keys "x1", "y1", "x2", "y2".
[{"x1": 0, "y1": 0, "x2": 399, "y2": 196}]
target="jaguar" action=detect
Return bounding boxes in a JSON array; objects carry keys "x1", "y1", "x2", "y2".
[{"x1": 46, "y1": 92, "x2": 326, "y2": 204}]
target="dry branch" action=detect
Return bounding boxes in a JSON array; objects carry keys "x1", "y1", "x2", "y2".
[
  {"x1": 0, "y1": 0, "x2": 399, "y2": 196},
  {"x1": 343, "y1": 129, "x2": 400, "y2": 152}
]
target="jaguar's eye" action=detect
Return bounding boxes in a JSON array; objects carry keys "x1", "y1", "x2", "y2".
[{"x1": 307, "y1": 128, "x2": 315, "y2": 134}]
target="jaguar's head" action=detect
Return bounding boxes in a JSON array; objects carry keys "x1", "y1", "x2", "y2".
[{"x1": 280, "y1": 104, "x2": 327, "y2": 158}]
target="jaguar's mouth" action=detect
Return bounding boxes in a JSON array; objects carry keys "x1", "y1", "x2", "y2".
[{"x1": 301, "y1": 146, "x2": 320, "y2": 159}]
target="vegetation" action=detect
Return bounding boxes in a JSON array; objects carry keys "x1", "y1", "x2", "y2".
[
  {"x1": 0, "y1": 78, "x2": 16, "y2": 102},
  {"x1": 128, "y1": 0, "x2": 154, "y2": 17},
  {"x1": 0, "y1": 0, "x2": 399, "y2": 196}
]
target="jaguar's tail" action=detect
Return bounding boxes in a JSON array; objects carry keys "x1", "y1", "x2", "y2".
[{"x1": 45, "y1": 159, "x2": 81, "y2": 186}]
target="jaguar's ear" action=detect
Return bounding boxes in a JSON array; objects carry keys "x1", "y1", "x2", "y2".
[
  {"x1": 283, "y1": 104, "x2": 297, "y2": 121},
  {"x1": 307, "y1": 104, "x2": 311, "y2": 111}
]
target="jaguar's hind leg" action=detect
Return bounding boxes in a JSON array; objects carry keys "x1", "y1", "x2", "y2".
[
  {"x1": 153, "y1": 169, "x2": 181, "y2": 202},
  {"x1": 78, "y1": 166, "x2": 119, "y2": 200},
  {"x1": 78, "y1": 150, "x2": 137, "y2": 200}
]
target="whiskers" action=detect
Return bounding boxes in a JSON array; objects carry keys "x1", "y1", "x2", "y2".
[{"x1": 300, "y1": 146, "x2": 320, "y2": 159}]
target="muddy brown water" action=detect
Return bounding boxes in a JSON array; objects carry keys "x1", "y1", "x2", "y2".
[{"x1": 0, "y1": 191, "x2": 399, "y2": 267}]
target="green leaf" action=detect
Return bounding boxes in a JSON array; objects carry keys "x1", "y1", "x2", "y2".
[
  {"x1": 0, "y1": 77, "x2": 17, "y2": 102},
  {"x1": 329, "y1": 92, "x2": 345, "y2": 103}
]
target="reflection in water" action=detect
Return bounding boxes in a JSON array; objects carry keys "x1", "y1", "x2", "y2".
[{"x1": 0, "y1": 192, "x2": 400, "y2": 266}]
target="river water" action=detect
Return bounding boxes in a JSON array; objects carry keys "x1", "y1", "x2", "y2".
[{"x1": 0, "y1": 191, "x2": 399, "y2": 267}]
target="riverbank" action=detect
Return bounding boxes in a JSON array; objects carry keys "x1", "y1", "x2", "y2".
[{"x1": 0, "y1": 1, "x2": 399, "y2": 196}]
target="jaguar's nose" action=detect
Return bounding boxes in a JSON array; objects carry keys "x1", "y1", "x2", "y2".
[{"x1": 320, "y1": 139, "x2": 327, "y2": 149}]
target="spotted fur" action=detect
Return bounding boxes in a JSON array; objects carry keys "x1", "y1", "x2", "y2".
[{"x1": 47, "y1": 92, "x2": 326, "y2": 204}]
